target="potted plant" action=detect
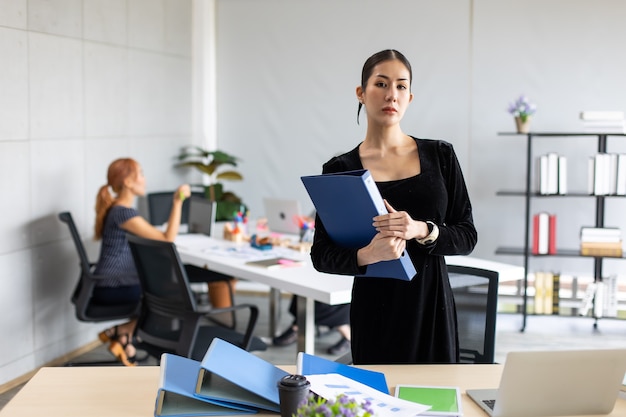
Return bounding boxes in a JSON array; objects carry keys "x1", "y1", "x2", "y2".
[
  {"x1": 507, "y1": 94, "x2": 537, "y2": 133},
  {"x1": 176, "y1": 146, "x2": 245, "y2": 221},
  {"x1": 296, "y1": 393, "x2": 375, "y2": 417}
]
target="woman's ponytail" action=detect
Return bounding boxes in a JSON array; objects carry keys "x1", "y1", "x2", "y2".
[{"x1": 94, "y1": 185, "x2": 114, "y2": 239}]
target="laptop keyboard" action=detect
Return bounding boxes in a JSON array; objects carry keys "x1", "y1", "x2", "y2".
[{"x1": 483, "y1": 399, "x2": 496, "y2": 410}]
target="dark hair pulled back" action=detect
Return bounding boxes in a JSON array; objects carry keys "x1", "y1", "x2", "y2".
[{"x1": 357, "y1": 49, "x2": 412, "y2": 124}]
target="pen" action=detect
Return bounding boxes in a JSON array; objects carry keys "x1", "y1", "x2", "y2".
[{"x1": 179, "y1": 190, "x2": 185, "y2": 201}]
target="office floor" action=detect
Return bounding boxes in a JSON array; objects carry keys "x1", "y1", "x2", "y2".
[{"x1": 2, "y1": 290, "x2": 625, "y2": 411}]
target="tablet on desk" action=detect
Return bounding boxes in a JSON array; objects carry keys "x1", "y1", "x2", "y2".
[{"x1": 245, "y1": 257, "x2": 304, "y2": 269}]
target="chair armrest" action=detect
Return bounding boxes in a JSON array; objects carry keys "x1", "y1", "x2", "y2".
[{"x1": 202, "y1": 303, "x2": 259, "y2": 351}]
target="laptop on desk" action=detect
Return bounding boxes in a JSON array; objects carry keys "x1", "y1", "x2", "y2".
[
  {"x1": 187, "y1": 197, "x2": 216, "y2": 236},
  {"x1": 263, "y1": 198, "x2": 302, "y2": 235},
  {"x1": 467, "y1": 349, "x2": 626, "y2": 417}
]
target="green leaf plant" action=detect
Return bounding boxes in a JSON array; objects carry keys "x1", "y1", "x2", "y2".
[{"x1": 176, "y1": 146, "x2": 246, "y2": 220}]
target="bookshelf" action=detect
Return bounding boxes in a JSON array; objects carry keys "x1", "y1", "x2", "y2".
[{"x1": 496, "y1": 131, "x2": 626, "y2": 331}]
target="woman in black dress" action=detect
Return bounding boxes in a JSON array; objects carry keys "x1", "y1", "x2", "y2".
[{"x1": 310, "y1": 50, "x2": 477, "y2": 365}]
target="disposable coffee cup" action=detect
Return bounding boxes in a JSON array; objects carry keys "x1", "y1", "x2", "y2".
[{"x1": 277, "y1": 374, "x2": 310, "y2": 417}]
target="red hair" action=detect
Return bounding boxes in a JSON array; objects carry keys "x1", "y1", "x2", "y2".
[{"x1": 94, "y1": 158, "x2": 139, "y2": 239}]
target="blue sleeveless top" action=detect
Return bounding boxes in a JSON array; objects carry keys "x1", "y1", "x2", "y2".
[{"x1": 93, "y1": 205, "x2": 140, "y2": 287}]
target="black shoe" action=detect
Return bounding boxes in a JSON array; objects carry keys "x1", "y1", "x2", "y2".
[
  {"x1": 273, "y1": 326, "x2": 297, "y2": 346},
  {"x1": 327, "y1": 337, "x2": 351, "y2": 355}
]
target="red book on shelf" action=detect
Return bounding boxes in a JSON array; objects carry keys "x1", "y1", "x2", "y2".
[
  {"x1": 532, "y1": 214, "x2": 540, "y2": 255},
  {"x1": 548, "y1": 214, "x2": 557, "y2": 254},
  {"x1": 534, "y1": 212, "x2": 550, "y2": 255}
]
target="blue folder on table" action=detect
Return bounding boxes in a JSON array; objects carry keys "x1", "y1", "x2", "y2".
[
  {"x1": 194, "y1": 338, "x2": 289, "y2": 413},
  {"x1": 155, "y1": 353, "x2": 255, "y2": 416},
  {"x1": 301, "y1": 169, "x2": 416, "y2": 281},
  {"x1": 296, "y1": 352, "x2": 389, "y2": 394}
]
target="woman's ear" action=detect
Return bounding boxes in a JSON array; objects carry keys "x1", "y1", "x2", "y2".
[
  {"x1": 356, "y1": 85, "x2": 363, "y2": 102},
  {"x1": 122, "y1": 176, "x2": 134, "y2": 190}
]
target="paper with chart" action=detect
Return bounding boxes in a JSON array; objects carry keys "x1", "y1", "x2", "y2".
[{"x1": 305, "y1": 373, "x2": 431, "y2": 417}]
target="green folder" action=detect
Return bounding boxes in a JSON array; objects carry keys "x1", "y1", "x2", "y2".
[{"x1": 395, "y1": 385, "x2": 462, "y2": 416}]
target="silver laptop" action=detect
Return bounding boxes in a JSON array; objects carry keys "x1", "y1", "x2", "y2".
[
  {"x1": 187, "y1": 197, "x2": 216, "y2": 236},
  {"x1": 263, "y1": 198, "x2": 302, "y2": 234},
  {"x1": 467, "y1": 349, "x2": 626, "y2": 417}
]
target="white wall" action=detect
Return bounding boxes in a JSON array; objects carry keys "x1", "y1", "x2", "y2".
[
  {"x1": 0, "y1": 0, "x2": 193, "y2": 385},
  {"x1": 3, "y1": 0, "x2": 626, "y2": 387},
  {"x1": 216, "y1": 0, "x2": 471, "y2": 216},
  {"x1": 215, "y1": 0, "x2": 626, "y2": 278}
]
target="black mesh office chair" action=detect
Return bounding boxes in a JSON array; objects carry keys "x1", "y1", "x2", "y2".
[
  {"x1": 147, "y1": 191, "x2": 237, "y2": 327},
  {"x1": 449, "y1": 264, "x2": 499, "y2": 364},
  {"x1": 58, "y1": 211, "x2": 140, "y2": 365},
  {"x1": 126, "y1": 234, "x2": 266, "y2": 361}
]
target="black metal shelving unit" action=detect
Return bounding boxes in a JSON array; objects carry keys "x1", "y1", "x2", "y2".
[{"x1": 496, "y1": 131, "x2": 626, "y2": 331}]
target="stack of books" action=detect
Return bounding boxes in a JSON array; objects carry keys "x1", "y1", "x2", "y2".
[
  {"x1": 578, "y1": 275, "x2": 619, "y2": 318},
  {"x1": 580, "y1": 111, "x2": 626, "y2": 133},
  {"x1": 587, "y1": 152, "x2": 626, "y2": 195},
  {"x1": 536, "y1": 152, "x2": 567, "y2": 195},
  {"x1": 580, "y1": 227, "x2": 623, "y2": 257},
  {"x1": 532, "y1": 212, "x2": 556, "y2": 255},
  {"x1": 533, "y1": 271, "x2": 560, "y2": 315}
]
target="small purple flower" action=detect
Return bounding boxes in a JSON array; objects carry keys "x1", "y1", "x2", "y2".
[
  {"x1": 507, "y1": 94, "x2": 537, "y2": 122},
  {"x1": 295, "y1": 393, "x2": 375, "y2": 417}
]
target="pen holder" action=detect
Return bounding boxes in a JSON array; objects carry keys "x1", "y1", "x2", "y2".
[
  {"x1": 277, "y1": 374, "x2": 310, "y2": 417},
  {"x1": 223, "y1": 223, "x2": 246, "y2": 243}
]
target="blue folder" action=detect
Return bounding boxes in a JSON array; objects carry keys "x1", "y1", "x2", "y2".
[
  {"x1": 195, "y1": 338, "x2": 290, "y2": 413},
  {"x1": 296, "y1": 352, "x2": 389, "y2": 394},
  {"x1": 301, "y1": 169, "x2": 417, "y2": 281},
  {"x1": 155, "y1": 353, "x2": 255, "y2": 416}
]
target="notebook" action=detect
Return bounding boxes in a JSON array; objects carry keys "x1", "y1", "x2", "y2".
[
  {"x1": 467, "y1": 349, "x2": 626, "y2": 417},
  {"x1": 263, "y1": 198, "x2": 302, "y2": 234},
  {"x1": 187, "y1": 197, "x2": 216, "y2": 236}
]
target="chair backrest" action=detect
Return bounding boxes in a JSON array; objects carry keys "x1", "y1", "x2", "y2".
[
  {"x1": 127, "y1": 233, "x2": 266, "y2": 358},
  {"x1": 147, "y1": 191, "x2": 205, "y2": 226},
  {"x1": 58, "y1": 212, "x2": 92, "y2": 274},
  {"x1": 58, "y1": 211, "x2": 139, "y2": 322},
  {"x1": 126, "y1": 233, "x2": 201, "y2": 354},
  {"x1": 448, "y1": 264, "x2": 499, "y2": 364}
]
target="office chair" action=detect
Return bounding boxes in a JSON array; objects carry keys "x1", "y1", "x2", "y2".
[
  {"x1": 58, "y1": 212, "x2": 140, "y2": 365},
  {"x1": 147, "y1": 191, "x2": 237, "y2": 327},
  {"x1": 448, "y1": 264, "x2": 499, "y2": 364},
  {"x1": 126, "y1": 234, "x2": 266, "y2": 361}
]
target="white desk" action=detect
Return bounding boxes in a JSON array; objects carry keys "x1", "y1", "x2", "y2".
[
  {"x1": 175, "y1": 234, "x2": 353, "y2": 354},
  {"x1": 2, "y1": 365, "x2": 624, "y2": 417},
  {"x1": 175, "y1": 234, "x2": 524, "y2": 354}
]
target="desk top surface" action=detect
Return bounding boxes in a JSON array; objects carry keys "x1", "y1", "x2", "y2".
[
  {"x1": 175, "y1": 234, "x2": 354, "y2": 304},
  {"x1": 175, "y1": 234, "x2": 523, "y2": 304},
  {"x1": 2, "y1": 364, "x2": 624, "y2": 417}
]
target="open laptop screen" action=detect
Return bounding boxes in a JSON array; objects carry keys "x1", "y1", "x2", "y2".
[
  {"x1": 467, "y1": 349, "x2": 626, "y2": 417},
  {"x1": 188, "y1": 197, "x2": 216, "y2": 236},
  {"x1": 263, "y1": 198, "x2": 302, "y2": 235}
]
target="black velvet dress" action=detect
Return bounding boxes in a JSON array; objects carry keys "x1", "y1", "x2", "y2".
[{"x1": 310, "y1": 137, "x2": 477, "y2": 364}]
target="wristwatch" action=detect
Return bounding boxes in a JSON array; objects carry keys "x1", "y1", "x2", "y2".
[{"x1": 416, "y1": 221, "x2": 439, "y2": 245}]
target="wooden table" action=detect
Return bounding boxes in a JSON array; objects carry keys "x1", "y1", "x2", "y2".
[{"x1": 2, "y1": 364, "x2": 624, "y2": 417}]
